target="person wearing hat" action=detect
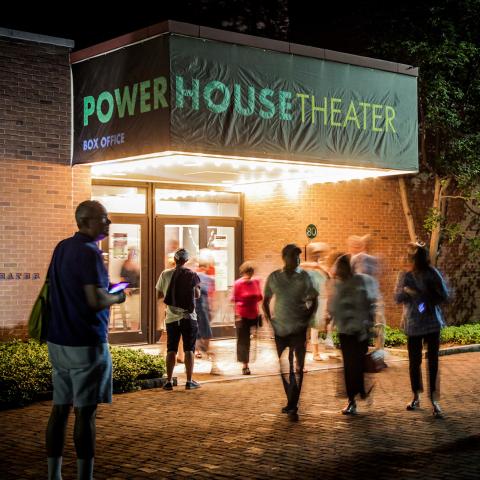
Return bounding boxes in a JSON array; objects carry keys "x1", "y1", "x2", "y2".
[
  {"x1": 156, "y1": 248, "x2": 202, "y2": 390},
  {"x1": 263, "y1": 244, "x2": 319, "y2": 421}
]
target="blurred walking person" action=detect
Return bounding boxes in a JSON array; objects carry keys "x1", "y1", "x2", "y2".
[
  {"x1": 263, "y1": 244, "x2": 319, "y2": 421},
  {"x1": 232, "y1": 262, "x2": 263, "y2": 375},
  {"x1": 302, "y1": 243, "x2": 330, "y2": 361},
  {"x1": 328, "y1": 254, "x2": 377, "y2": 415},
  {"x1": 394, "y1": 243, "x2": 449, "y2": 417},
  {"x1": 119, "y1": 247, "x2": 141, "y2": 330},
  {"x1": 195, "y1": 263, "x2": 221, "y2": 374},
  {"x1": 348, "y1": 234, "x2": 386, "y2": 351}
]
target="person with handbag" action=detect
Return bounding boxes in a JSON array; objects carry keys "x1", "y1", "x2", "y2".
[
  {"x1": 348, "y1": 234, "x2": 386, "y2": 352},
  {"x1": 394, "y1": 243, "x2": 449, "y2": 418},
  {"x1": 232, "y1": 262, "x2": 263, "y2": 375},
  {"x1": 328, "y1": 254, "x2": 378, "y2": 415},
  {"x1": 45, "y1": 200, "x2": 126, "y2": 480}
]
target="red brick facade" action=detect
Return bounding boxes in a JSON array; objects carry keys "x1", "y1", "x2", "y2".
[
  {"x1": 0, "y1": 36, "x2": 91, "y2": 340},
  {"x1": 243, "y1": 178, "x2": 411, "y2": 327}
]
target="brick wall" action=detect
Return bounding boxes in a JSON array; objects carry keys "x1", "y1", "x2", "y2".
[
  {"x1": 243, "y1": 177, "x2": 412, "y2": 327},
  {"x1": 406, "y1": 174, "x2": 480, "y2": 324},
  {"x1": 0, "y1": 37, "x2": 91, "y2": 340}
]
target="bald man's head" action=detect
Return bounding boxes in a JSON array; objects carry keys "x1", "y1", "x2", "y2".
[
  {"x1": 75, "y1": 200, "x2": 111, "y2": 241},
  {"x1": 75, "y1": 200, "x2": 105, "y2": 229}
]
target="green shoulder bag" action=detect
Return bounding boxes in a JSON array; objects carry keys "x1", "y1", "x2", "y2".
[{"x1": 28, "y1": 278, "x2": 50, "y2": 342}]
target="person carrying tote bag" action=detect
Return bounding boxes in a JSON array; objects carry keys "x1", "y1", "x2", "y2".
[
  {"x1": 328, "y1": 254, "x2": 378, "y2": 415},
  {"x1": 28, "y1": 276, "x2": 50, "y2": 342}
]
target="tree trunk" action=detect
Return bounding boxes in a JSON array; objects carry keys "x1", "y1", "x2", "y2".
[
  {"x1": 429, "y1": 175, "x2": 451, "y2": 265},
  {"x1": 398, "y1": 177, "x2": 417, "y2": 243}
]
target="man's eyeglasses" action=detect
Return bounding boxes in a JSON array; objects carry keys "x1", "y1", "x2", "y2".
[{"x1": 85, "y1": 215, "x2": 110, "y2": 223}]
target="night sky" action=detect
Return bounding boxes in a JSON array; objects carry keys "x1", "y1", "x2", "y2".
[{"x1": 1, "y1": 1, "x2": 387, "y2": 56}]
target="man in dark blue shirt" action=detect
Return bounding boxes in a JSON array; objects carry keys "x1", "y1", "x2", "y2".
[{"x1": 46, "y1": 200, "x2": 125, "y2": 480}]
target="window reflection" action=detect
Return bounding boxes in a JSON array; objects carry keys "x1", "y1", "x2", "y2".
[{"x1": 107, "y1": 224, "x2": 142, "y2": 332}]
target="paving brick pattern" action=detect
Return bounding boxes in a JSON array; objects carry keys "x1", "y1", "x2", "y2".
[{"x1": 1, "y1": 352, "x2": 479, "y2": 479}]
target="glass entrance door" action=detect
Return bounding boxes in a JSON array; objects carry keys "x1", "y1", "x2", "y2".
[
  {"x1": 101, "y1": 215, "x2": 149, "y2": 343},
  {"x1": 205, "y1": 223, "x2": 238, "y2": 335},
  {"x1": 155, "y1": 218, "x2": 241, "y2": 337}
]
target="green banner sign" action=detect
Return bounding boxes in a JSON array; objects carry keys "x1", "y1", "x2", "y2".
[
  {"x1": 72, "y1": 34, "x2": 418, "y2": 171},
  {"x1": 72, "y1": 35, "x2": 170, "y2": 164},
  {"x1": 169, "y1": 35, "x2": 418, "y2": 170}
]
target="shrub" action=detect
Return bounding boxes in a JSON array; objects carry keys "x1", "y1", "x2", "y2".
[
  {"x1": 383, "y1": 326, "x2": 408, "y2": 347},
  {"x1": 321, "y1": 328, "x2": 406, "y2": 347},
  {"x1": 110, "y1": 346, "x2": 165, "y2": 393},
  {"x1": 0, "y1": 341, "x2": 165, "y2": 408},
  {"x1": 320, "y1": 324, "x2": 480, "y2": 348},
  {"x1": 0, "y1": 340, "x2": 52, "y2": 407},
  {"x1": 440, "y1": 324, "x2": 480, "y2": 345}
]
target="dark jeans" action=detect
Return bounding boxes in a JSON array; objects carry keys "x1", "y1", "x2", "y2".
[
  {"x1": 407, "y1": 331, "x2": 440, "y2": 400},
  {"x1": 338, "y1": 333, "x2": 369, "y2": 401},
  {"x1": 236, "y1": 318, "x2": 258, "y2": 363},
  {"x1": 274, "y1": 329, "x2": 307, "y2": 411}
]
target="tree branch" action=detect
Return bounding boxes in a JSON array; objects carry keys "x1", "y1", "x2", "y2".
[{"x1": 398, "y1": 177, "x2": 417, "y2": 243}]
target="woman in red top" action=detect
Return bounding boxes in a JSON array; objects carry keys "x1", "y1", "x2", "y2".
[{"x1": 232, "y1": 262, "x2": 263, "y2": 375}]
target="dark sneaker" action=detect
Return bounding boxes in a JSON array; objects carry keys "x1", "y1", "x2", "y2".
[
  {"x1": 406, "y1": 399, "x2": 420, "y2": 411},
  {"x1": 163, "y1": 381, "x2": 173, "y2": 391},
  {"x1": 288, "y1": 411, "x2": 299, "y2": 422},
  {"x1": 281, "y1": 406, "x2": 298, "y2": 414},
  {"x1": 342, "y1": 401, "x2": 357, "y2": 415},
  {"x1": 185, "y1": 380, "x2": 201, "y2": 390}
]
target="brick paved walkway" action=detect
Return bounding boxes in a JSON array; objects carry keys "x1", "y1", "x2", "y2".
[
  {"x1": 1, "y1": 353, "x2": 479, "y2": 479},
  {"x1": 134, "y1": 337, "x2": 347, "y2": 382}
]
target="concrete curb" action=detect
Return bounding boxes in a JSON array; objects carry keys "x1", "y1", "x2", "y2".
[
  {"x1": 438, "y1": 344, "x2": 480, "y2": 355},
  {"x1": 385, "y1": 344, "x2": 480, "y2": 358},
  {"x1": 139, "y1": 376, "x2": 177, "y2": 389}
]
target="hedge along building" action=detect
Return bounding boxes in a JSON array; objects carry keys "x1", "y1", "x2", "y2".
[{"x1": 1, "y1": 21, "x2": 418, "y2": 344}]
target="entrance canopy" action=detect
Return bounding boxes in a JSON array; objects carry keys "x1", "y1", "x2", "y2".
[{"x1": 71, "y1": 21, "x2": 418, "y2": 186}]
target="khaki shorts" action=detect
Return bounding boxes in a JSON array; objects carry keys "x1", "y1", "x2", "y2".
[{"x1": 47, "y1": 342, "x2": 112, "y2": 407}]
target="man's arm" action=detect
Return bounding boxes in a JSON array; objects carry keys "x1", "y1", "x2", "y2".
[
  {"x1": 84, "y1": 285, "x2": 125, "y2": 312},
  {"x1": 262, "y1": 274, "x2": 273, "y2": 322},
  {"x1": 156, "y1": 272, "x2": 165, "y2": 300},
  {"x1": 262, "y1": 294, "x2": 273, "y2": 322},
  {"x1": 306, "y1": 296, "x2": 318, "y2": 319},
  {"x1": 194, "y1": 285, "x2": 201, "y2": 299}
]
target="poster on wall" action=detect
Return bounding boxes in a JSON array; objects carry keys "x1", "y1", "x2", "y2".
[
  {"x1": 113, "y1": 233, "x2": 128, "y2": 259},
  {"x1": 212, "y1": 235, "x2": 228, "y2": 291}
]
